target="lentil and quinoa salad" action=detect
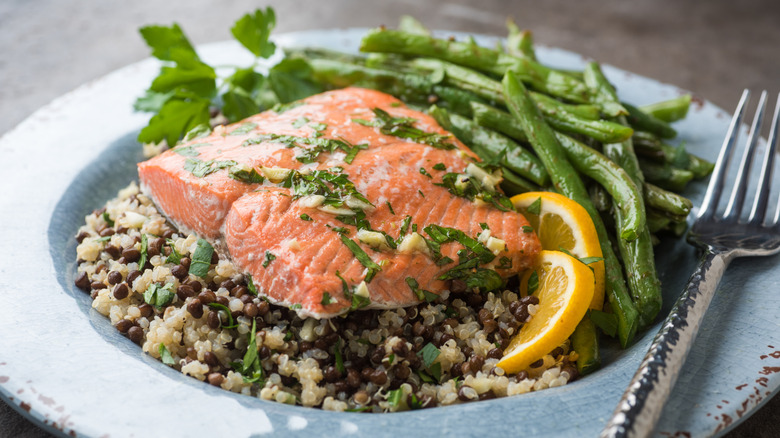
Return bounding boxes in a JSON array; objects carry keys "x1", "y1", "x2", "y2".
[{"x1": 74, "y1": 182, "x2": 578, "y2": 411}]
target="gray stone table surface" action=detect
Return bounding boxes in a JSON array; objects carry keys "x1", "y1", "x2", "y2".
[{"x1": 0, "y1": 0, "x2": 777, "y2": 436}]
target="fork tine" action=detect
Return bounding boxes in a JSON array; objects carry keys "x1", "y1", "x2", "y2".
[
  {"x1": 724, "y1": 91, "x2": 768, "y2": 220},
  {"x1": 749, "y1": 92, "x2": 780, "y2": 225},
  {"x1": 697, "y1": 89, "x2": 751, "y2": 220}
]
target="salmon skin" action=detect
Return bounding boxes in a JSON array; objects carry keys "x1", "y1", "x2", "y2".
[{"x1": 138, "y1": 88, "x2": 540, "y2": 318}]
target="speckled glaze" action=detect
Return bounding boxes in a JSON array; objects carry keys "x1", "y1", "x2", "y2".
[{"x1": 0, "y1": 29, "x2": 778, "y2": 438}]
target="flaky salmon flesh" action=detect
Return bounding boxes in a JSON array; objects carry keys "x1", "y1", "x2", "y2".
[{"x1": 138, "y1": 87, "x2": 540, "y2": 318}]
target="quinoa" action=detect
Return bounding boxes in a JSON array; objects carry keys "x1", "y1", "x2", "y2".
[{"x1": 74, "y1": 182, "x2": 579, "y2": 412}]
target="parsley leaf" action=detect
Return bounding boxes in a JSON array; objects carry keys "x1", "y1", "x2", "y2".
[
  {"x1": 165, "y1": 238, "x2": 182, "y2": 264},
  {"x1": 159, "y1": 344, "x2": 176, "y2": 365},
  {"x1": 300, "y1": 213, "x2": 312, "y2": 221},
  {"x1": 433, "y1": 163, "x2": 446, "y2": 171},
  {"x1": 339, "y1": 235, "x2": 381, "y2": 282},
  {"x1": 262, "y1": 251, "x2": 276, "y2": 268},
  {"x1": 386, "y1": 388, "x2": 404, "y2": 408},
  {"x1": 139, "y1": 23, "x2": 198, "y2": 63},
  {"x1": 418, "y1": 343, "x2": 441, "y2": 368},
  {"x1": 230, "y1": 8, "x2": 277, "y2": 58},
  {"x1": 527, "y1": 270, "x2": 540, "y2": 295},
  {"x1": 138, "y1": 234, "x2": 148, "y2": 269},
  {"x1": 138, "y1": 98, "x2": 211, "y2": 147},
  {"x1": 321, "y1": 292, "x2": 335, "y2": 306},
  {"x1": 246, "y1": 273, "x2": 258, "y2": 296},
  {"x1": 527, "y1": 197, "x2": 542, "y2": 215},
  {"x1": 143, "y1": 283, "x2": 175, "y2": 309},
  {"x1": 189, "y1": 238, "x2": 214, "y2": 278},
  {"x1": 522, "y1": 225, "x2": 534, "y2": 233},
  {"x1": 206, "y1": 303, "x2": 238, "y2": 329},
  {"x1": 268, "y1": 58, "x2": 325, "y2": 104}
]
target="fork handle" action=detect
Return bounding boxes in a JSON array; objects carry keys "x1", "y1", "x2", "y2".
[{"x1": 600, "y1": 250, "x2": 731, "y2": 438}]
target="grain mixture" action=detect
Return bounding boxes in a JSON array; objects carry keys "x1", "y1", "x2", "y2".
[{"x1": 74, "y1": 183, "x2": 579, "y2": 412}]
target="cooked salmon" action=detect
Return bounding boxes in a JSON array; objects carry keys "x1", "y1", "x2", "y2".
[{"x1": 138, "y1": 87, "x2": 540, "y2": 317}]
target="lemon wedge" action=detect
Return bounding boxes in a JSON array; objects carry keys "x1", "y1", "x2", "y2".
[
  {"x1": 497, "y1": 250, "x2": 595, "y2": 374},
  {"x1": 512, "y1": 192, "x2": 605, "y2": 310}
]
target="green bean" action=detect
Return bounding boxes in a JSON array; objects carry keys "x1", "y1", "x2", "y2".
[
  {"x1": 429, "y1": 106, "x2": 550, "y2": 186},
  {"x1": 589, "y1": 184, "x2": 612, "y2": 213},
  {"x1": 501, "y1": 169, "x2": 540, "y2": 195},
  {"x1": 646, "y1": 209, "x2": 672, "y2": 233},
  {"x1": 644, "y1": 182, "x2": 692, "y2": 217},
  {"x1": 503, "y1": 71, "x2": 638, "y2": 347},
  {"x1": 584, "y1": 62, "x2": 662, "y2": 328},
  {"x1": 640, "y1": 94, "x2": 691, "y2": 123},
  {"x1": 571, "y1": 316, "x2": 601, "y2": 376},
  {"x1": 506, "y1": 20, "x2": 536, "y2": 61},
  {"x1": 398, "y1": 15, "x2": 430, "y2": 35},
  {"x1": 639, "y1": 160, "x2": 695, "y2": 192},
  {"x1": 470, "y1": 101, "x2": 645, "y2": 241},
  {"x1": 306, "y1": 58, "x2": 434, "y2": 103},
  {"x1": 360, "y1": 28, "x2": 591, "y2": 103},
  {"x1": 623, "y1": 101, "x2": 678, "y2": 139},
  {"x1": 530, "y1": 93, "x2": 600, "y2": 120},
  {"x1": 633, "y1": 132, "x2": 714, "y2": 179},
  {"x1": 432, "y1": 85, "x2": 488, "y2": 118}
]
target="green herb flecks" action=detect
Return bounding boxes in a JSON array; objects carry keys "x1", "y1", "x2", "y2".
[
  {"x1": 354, "y1": 108, "x2": 455, "y2": 150},
  {"x1": 230, "y1": 319, "x2": 265, "y2": 383},
  {"x1": 206, "y1": 302, "x2": 238, "y2": 329},
  {"x1": 262, "y1": 251, "x2": 276, "y2": 268},
  {"x1": 527, "y1": 197, "x2": 542, "y2": 215},
  {"x1": 336, "y1": 271, "x2": 371, "y2": 311},
  {"x1": 292, "y1": 117, "x2": 310, "y2": 129},
  {"x1": 340, "y1": 235, "x2": 381, "y2": 282},
  {"x1": 424, "y1": 225, "x2": 504, "y2": 291},
  {"x1": 321, "y1": 292, "x2": 336, "y2": 306},
  {"x1": 159, "y1": 344, "x2": 176, "y2": 365},
  {"x1": 143, "y1": 283, "x2": 176, "y2": 309},
  {"x1": 405, "y1": 277, "x2": 438, "y2": 302},
  {"x1": 522, "y1": 225, "x2": 534, "y2": 233},
  {"x1": 138, "y1": 234, "x2": 149, "y2": 269},
  {"x1": 246, "y1": 273, "x2": 258, "y2": 296},
  {"x1": 229, "y1": 122, "x2": 258, "y2": 135},
  {"x1": 333, "y1": 338, "x2": 345, "y2": 374},
  {"x1": 300, "y1": 213, "x2": 313, "y2": 221},
  {"x1": 281, "y1": 169, "x2": 373, "y2": 215},
  {"x1": 419, "y1": 167, "x2": 432, "y2": 178},
  {"x1": 102, "y1": 212, "x2": 115, "y2": 227},
  {"x1": 386, "y1": 388, "x2": 404, "y2": 408},
  {"x1": 183, "y1": 158, "x2": 238, "y2": 178},
  {"x1": 527, "y1": 270, "x2": 540, "y2": 295},
  {"x1": 228, "y1": 165, "x2": 265, "y2": 184},
  {"x1": 242, "y1": 133, "x2": 367, "y2": 164},
  {"x1": 386, "y1": 201, "x2": 395, "y2": 215},
  {"x1": 433, "y1": 163, "x2": 446, "y2": 171},
  {"x1": 189, "y1": 238, "x2": 214, "y2": 278},
  {"x1": 165, "y1": 238, "x2": 182, "y2": 264},
  {"x1": 435, "y1": 171, "x2": 513, "y2": 212}
]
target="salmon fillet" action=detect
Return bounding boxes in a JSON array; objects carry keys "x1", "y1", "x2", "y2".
[{"x1": 138, "y1": 87, "x2": 540, "y2": 317}]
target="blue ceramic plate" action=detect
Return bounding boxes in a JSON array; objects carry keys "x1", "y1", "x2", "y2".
[{"x1": 0, "y1": 29, "x2": 778, "y2": 438}]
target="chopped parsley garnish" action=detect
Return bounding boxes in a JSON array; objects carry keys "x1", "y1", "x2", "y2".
[
  {"x1": 183, "y1": 158, "x2": 237, "y2": 178},
  {"x1": 300, "y1": 213, "x2": 313, "y2": 221},
  {"x1": 143, "y1": 283, "x2": 175, "y2": 309},
  {"x1": 138, "y1": 234, "x2": 149, "y2": 268},
  {"x1": 339, "y1": 235, "x2": 381, "y2": 282},
  {"x1": 206, "y1": 302, "x2": 238, "y2": 329},
  {"x1": 165, "y1": 238, "x2": 182, "y2": 264},
  {"x1": 579, "y1": 256, "x2": 604, "y2": 265},
  {"x1": 173, "y1": 145, "x2": 201, "y2": 157},
  {"x1": 228, "y1": 165, "x2": 264, "y2": 184},
  {"x1": 418, "y1": 342, "x2": 441, "y2": 368},
  {"x1": 354, "y1": 108, "x2": 455, "y2": 150},
  {"x1": 289, "y1": 304, "x2": 302, "y2": 310},
  {"x1": 159, "y1": 344, "x2": 175, "y2": 365},
  {"x1": 385, "y1": 201, "x2": 395, "y2": 215},
  {"x1": 262, "y1": 251, "x2": 276, "y2": 268},
  {"x1": 419, "y1": 167, "x2": 432, "y2": 178},
  {"x1": 522, "y1": 225, "x2": 534, "y2": 233},
  {"x1": 242, "y1": 133, "x2": 367, "y2": 164},
  {"x1": 527, "y1": 271, "x2": 540, "y2": 295},
  {"x1": 189, "y1": 238, "x2": 214, "y2": 278},
  {"x1": 336, "y1": 271, "x2": 371, "y2": 311},
  {"x1": 418, "y1": 190, "x2": 425, "y2": 197},
  {"x1": 386, "y1": 388, "x2": 404, "y2": 408},
  {"x1": 246, "y1": 273, "x2": 258, "y2": 296},
  {"x1": 102, "y1": 212, "x2": 114, "y2": 227},
  {"x1": 332, "y1": 338, "x2": 345, "y2": 374},
  {"x1": 309, "y1": 122, "x2": 327, "y2": 131},
  {"x1": 498, "y1": 256, "x2": 513, "y2": 270},
  {"x1": 230, "y1": 319, "x2": 265, "y2": 383},
  {"x1": 432, "y1": 163, "x2": 446, "y2": 171},
  {"x1": 95, "y1": 235, "x2": 112, "y2": 242},
  {"x1": 281, "y1": 169, "x2": 373, "y2": 215},
  {"x1": 479, "y1": 222, "x2": 489, "y2": 230},
  {"x1": 292, "y1": 117, "x2": 310, "y2": 129},
  {"x1": 229, "y1": 122, "x2": 258, "y2": 135},
  {"x1": 435, "y1": 172, "x2": 513, "y2": 212},
  {"x1": 527, "y1": 197, "x2": 542, "y2": 215},
  {"x1": 405, "y1": 277, "x2": 438, "y2": 302},
  {"x1": 424, "y1": 225, "x2": 504, "y2": 291},
  {"x1": 321, "y1": 292, "x2": 335, "y2": 306}
]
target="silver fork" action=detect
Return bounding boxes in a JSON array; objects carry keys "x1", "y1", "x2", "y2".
[{"x1": 601, "y1": 89, "x2": 780, "y2": 438}]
